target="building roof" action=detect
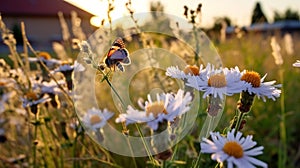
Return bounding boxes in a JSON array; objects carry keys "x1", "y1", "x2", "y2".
[
  {"x1": 247, "y1": 20, "x2": 300, "y2": 31},
  {"x1": 0, "y1": 0, "x2": 93, "y2": 18},
  {"x1": 226, "y1": 20, "x2": 300, "y2": 34}
]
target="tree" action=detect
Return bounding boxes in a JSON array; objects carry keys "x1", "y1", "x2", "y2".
[
  {"x1": 211, "y1": 16, "x2": 232, "y2": 32},
  {"x1": 274, "y1": 8, "x2": 300, "y2": 22},
  {"x1": 250, "y1": 2, "x2": 268, "y2": 24}
]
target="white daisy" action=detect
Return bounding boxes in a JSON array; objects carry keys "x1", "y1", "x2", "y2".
[
  {"x1": 186, "y1": 64, "x2": 248, "y2": 100},
  {"x1": 82, "y1": 107, "x2": 114, "y2": 131},
  {"x1": 293, "y1": 60, "x2": 300, "y2": 68},
  {"x1": 240, "y1": 70, "x2": 281, "y2": 102},
  {"x1": 28, "y1": 52, "x2": 61, "y2": 69},
  {"x1": 32, "y1": 79, "x2": 65, "y2": 94},
  {"x1": 166, "y1": 64, "x2": 204, "y2": 80},
  {"x1": 22, "y1": 92, "x2": 51, "y2": 108},
  {"x1": 53, "y1": 61, "x2": 85, "y2": 73},
  {"x1": 0, "y1": 91, "x2": 16, "y2": 114},
  {"x1": 115, "y1": 89, "x2": 192, "y2": 131},
  {"x1": 201, "y1": 129, "x2": 268, "y2": 168}
]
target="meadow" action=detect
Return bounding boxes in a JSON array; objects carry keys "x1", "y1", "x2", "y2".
[{"x1": 0, "y1": 6, "x2": 300, "y2": 168}]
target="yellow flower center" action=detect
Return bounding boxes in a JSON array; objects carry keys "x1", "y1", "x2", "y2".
[
  {"x1": 208, "y1": 74, "x2": 227, "y2": 88},
  {"x1": 146, "y1": 101, "x2": 168, "y2": 118},
  {"x1": 183, "y1": 65, "x2": 200, "y2": 76},
  {"x1": 90, "y1": 115, "x2": 102, "y2": 125},
  {"x1": 25, "y1": 92, "x2": 38, "y2": 100},
  {"x1": 223, "y1": 141, "x2": 244, "y2": 158},
  {"x1": 60, "y1": 61, "x2": 71, "y2": 66},
  {"x1": 241, "y1": 71, "x2": 261, "y2": 88},
  {"x1": 38, "y1": 52, "x2": 52, "y2": 60},
  {"x1": 0, "y1": 81, "x2": 6, "y2": 86}
]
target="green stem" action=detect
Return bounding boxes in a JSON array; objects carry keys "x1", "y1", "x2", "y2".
[
  {"x1": 234, "y1": 111, "x2": 244, "y2": 135},
  {"x1": 73, "y1": 133, "x2": 79, "y2": 168},
  {"x1": 135, "y1": 124, "x2": 157, "y2": 164},
  {"x1": 193, "y1": 153, "x2": 201, "y2": 168},
  {"x1": 170, "y1": 144, "x2": 178, "y2": 161},
  {"x1": 278, "y1": 68, "x2": 287, "y2": 168},
  {"x1": 193, "y1": 25, "x2": 200, "y2": 66},
  {"x1": 104, "y1": 75, "x2": 126, "y2": 107},
  {"x1": 33, "y1": 113, "x2": 38, "y2": 168}
]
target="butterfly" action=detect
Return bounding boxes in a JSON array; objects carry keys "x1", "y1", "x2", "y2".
[{"x1": 104, "y1": 37, "x2": 130, "y2": 72}]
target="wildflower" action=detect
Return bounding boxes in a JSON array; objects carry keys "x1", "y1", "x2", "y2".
[
  {"x1": 116, "y1": 89, "x2": 191, "y2": 130},
  {"x1": 166, "y1": 64, "x2": 203, "y2": 80},
  {"x1": 22, "y1": 91, "x2": 51, "y2": 114},
  {"x1": 82, "y1": 107, "x2": 114, "y2": 132},
  {"x1": 69, "y1": 119, "x2": 84, "y2": 134},
  {"x1": 52, "y1": 61, "x2": 85, "y2": 90},
  {"x1": 28, "y1": 51, "x2": 61, "y2": 69},
  {"x1": 240, "y1": 70, "x2": 281, "y2": 102},
  {"x1": 270, "y1": 36, "x2": 283, "y2": 65},
  {"x1": 293, "y1": 60, "x2": 300, "y2": 68},
  {"x1": 35, "y1": 80, "x2": 65, "y2": 108},
  {"x1": 186, "y1": 64, "x2": 247, "y2": 100},
  {"x1": 54, "y1": 61, "x2": 85, "y2": 73},
  {"x1": 9, "y1": 68, "x2": 27, "y2": 83},
  {"x1": 201, "y1": 129, "x2": 267, "y2": 168}
]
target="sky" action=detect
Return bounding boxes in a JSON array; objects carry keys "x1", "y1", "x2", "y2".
[{"x1": 64, "y1": 0, "x2": 300, "y2": 27}]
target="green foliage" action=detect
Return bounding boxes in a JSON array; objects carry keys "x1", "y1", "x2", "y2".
[{"x1": 274, "y1": 8, "x2": 300, "y2": 22}]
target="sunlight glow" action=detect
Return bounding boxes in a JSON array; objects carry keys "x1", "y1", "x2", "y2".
[
  {"x1": 64, "y1": 0, "x2": 130, "y2": 27},
  {"x1": 90, "y1": 16, "x2": 103, "y2": 27},
  {"x1": 64, "y1": 0, "x2": 300, "y2": 27}
]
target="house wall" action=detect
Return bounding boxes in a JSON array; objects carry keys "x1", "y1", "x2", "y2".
[{"x1": 0, "y1": 15, "x2": 93, "y2": 52}]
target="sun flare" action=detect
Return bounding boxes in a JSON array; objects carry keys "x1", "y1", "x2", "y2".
[{"x1": 64, "y1": 0, "x2": 128, "y2": 27}]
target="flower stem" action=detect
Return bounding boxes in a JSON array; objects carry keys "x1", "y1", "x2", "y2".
[
  {"x1": 192, "y1": 25, "x2": 200, "y2": 66},
  {"x1": 234, "y1": 110, "x2": 244, "y2": 135},
  {"x1": 135, "y1": 124, "x2": 158, "y2": 165},
  {"x1": 193, "y1": 152, "x2": 202, "y2": 168},
  {"x1": 33, "y1": 113, "x2": 38, "y2": 168},
  {"x1": 73, "y1": 132, "x2": 79, "y2": 168},
  {"x1": 278, "y1": 68, "x2": 287, "y2": 168}
]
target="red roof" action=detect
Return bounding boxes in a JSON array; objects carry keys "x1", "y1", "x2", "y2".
[{"x1": 0, "y1": 0, "x2": 93, "y2": 18}]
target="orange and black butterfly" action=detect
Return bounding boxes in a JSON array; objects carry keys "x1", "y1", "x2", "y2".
[{"x1": 104, "y1": 37, "x2": 130, "y2": 72}]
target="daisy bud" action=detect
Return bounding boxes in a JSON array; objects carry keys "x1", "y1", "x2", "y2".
[
  {"x1": 155, "y1": 149, "x2": 173, "y2": 161},
  {"x1": 237, "y1": 91, "x2": 255, "y2": 113}
]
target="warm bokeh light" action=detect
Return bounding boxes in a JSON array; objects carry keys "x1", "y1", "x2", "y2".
[
  {"x1": 64, "y1": 0, "x2": 130, "y2": 27},
  {"x1": 64, "y1": 0, "x2": 300, "y2": 27},
  {"x1": 90, "y1": 15, "x2": 103, "y2": 27}
]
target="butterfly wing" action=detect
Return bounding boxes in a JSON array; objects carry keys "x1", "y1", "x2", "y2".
[
  {"x1": 109, "y1": 49, "x2": 129, "y2": 61},
  {"x1": 121, "y1": 56, "x2": 131, "y2": 65},
  {"x1": 112, "y1": 37, "x2": 125, "y2": 48},
  {"x1": 116, "y1": 62, "x2": 125, "y2": 72}
]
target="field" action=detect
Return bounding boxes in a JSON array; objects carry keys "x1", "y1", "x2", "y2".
[{"x1": 0, "y1": 8, "x2": 300, "y2": 168}]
